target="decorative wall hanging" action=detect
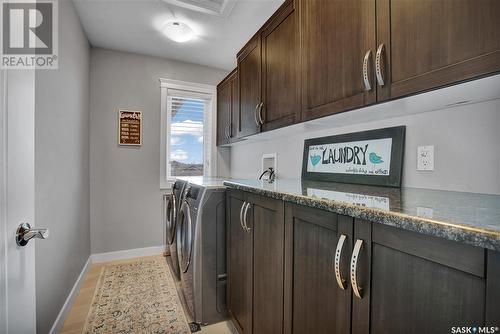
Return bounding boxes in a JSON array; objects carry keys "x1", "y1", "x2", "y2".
[
  {"x1": 118, "y1": 110, "x2": 142, "y2": 146},
  {"x1": 302, "y1": 126, "x2": 405, "y2": 187}
]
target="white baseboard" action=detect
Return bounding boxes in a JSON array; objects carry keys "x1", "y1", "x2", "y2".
[
  {"x1": 91, "y1": 245, "x2": 166, "y2": 263},
  {"x1": 49, "y1": 256, "x2": 91, "y2": 334}
]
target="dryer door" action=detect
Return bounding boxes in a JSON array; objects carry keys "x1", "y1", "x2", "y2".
[
  {"x1": 166, "y1": 189, "x2": 177, "y2": 245},
  {"x1": 177, "y1": 201, "x2": 193, "y2": 273}
]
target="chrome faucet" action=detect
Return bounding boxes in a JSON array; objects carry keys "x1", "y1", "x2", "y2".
[{"x1": 259, "y1": 167, "x2": 276, "y2": 183}]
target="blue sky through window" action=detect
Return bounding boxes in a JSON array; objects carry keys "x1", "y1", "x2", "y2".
[{"x1": 170, "y1": 98, "x2": 204, "y2": 165}]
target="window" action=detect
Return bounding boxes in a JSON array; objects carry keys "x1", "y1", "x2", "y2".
[{"x1": 160, "y1": 79, "x2": 216, "y2": 188}]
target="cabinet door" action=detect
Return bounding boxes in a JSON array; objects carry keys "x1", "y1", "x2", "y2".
[
  {"x1": 352, "y1": 220, "x2": 486, "y2": 334},
  {"x1": 229, "y1": 70, "x2": 239, "y2": 141},
  {"x1": 301, "y1": 0, "x2": 376, "y2": 121},
  {"x1": 226, "y1": 190, "x2": 253, "y2": 334},
  {"x1": 247, "y1": 194, "x2": 285, "y2": 334},
  {"x1": 377, "y1": 0, "x2": 500, "y2": 101},
  {"x1": 261, "y1": 0, "x2": 299, "y2": 131},
  {"x1": 486, "y1": 251, "x2": 500, "y2": 325},
  {"x1": 284, "y1": 204, "x2": 353, "y2": 334},
  {"x1": 217, "y1": 76, "x2": 232, "y2": 146},
  {"x1": 237, "y1": 36, "x2": 261, "y2": 138}
]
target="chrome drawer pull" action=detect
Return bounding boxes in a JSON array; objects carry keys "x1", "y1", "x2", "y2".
[
  {"x1": 350, "y1": 239, "x2": 364, "y2": 299},
  {"x1": 334, "y1": 234, "x2": 348, "y2": 290},
  {"x1": 239, "y1": 201, "x2": 246, "y2": 231},
  {"x1": 243, "y1": 202, "x2": 251, "y2": 233},
  {"x1": 375, "y1": 44, "x2": 385, "y2": 86},
  {"x1": 258, "y1": 102, "x2": 264, "y2": 125},
  {"x1": 362, "y1": 50, "x2": 372, "y2": 91},
  {"x1": 254, "y1": 103, "x2": 261, "y2": 127}
]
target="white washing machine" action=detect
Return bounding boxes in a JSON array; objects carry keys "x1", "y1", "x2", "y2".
[{"x1": 176, "y1": 183, "x2": 227, "y2": 325}]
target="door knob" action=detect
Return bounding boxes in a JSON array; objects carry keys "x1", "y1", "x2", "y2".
[{"x1": 16, "y1": 223, "x2": 49, "y2": 247}]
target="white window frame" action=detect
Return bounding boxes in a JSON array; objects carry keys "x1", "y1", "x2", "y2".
[{"x1": 159, "y1": 78, "x2": 217, "y2": 189}]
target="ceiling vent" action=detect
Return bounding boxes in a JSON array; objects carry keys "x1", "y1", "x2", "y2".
[{"x1": 162, "y1": 0, "x2": 237, "y2": 17}]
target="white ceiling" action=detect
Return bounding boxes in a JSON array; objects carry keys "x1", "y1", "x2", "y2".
[{"x1": 73, "y1": 0, "x2": 285, "y2": 70}]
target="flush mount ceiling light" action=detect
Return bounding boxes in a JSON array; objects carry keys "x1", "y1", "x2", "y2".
[{"x1": 163, "y1": 21, "x2": 195, "y2": 43}]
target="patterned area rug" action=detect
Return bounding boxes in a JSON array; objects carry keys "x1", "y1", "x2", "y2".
[{"x1": 83, "y1": 256, "x2": 191, "y2": 334}]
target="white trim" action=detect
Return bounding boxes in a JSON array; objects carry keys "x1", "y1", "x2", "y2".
[
  {"x1": 48, "y1": 257, "x2": 92, "y2": 334},
  {"x1": 160, "y1": 83, "x2": 170, "y2": 189},
  {"x1": 0, "y1": 70, "x2": 7, "y2": 334},
  {"x1": 159, "y1": 78, "x2": 216, "y2": 95},
  {"x1": 91, "y1": 245, "x2": 166, "y2": 263},
  {"x1": 159, "y1": 78, "x2": 217, "y2": 188}
]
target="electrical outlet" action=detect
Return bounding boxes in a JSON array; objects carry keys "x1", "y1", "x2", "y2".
[
  {"x1": 417, "y1": 206, "x2": 434, "y2": 218},
  {"x1": 417, "y1": 146, "x2": 434, "y2": 171}
]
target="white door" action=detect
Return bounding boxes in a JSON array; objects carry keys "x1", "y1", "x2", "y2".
[{"x1": 0, "y1": 69, "x2": 37, "y2": 333}]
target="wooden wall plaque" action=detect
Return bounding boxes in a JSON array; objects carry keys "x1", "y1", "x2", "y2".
[{"x1": 118, "y1": 110, "x2": 142, "y2": 146}]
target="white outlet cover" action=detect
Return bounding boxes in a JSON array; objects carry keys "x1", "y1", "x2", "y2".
[
  {"x1": 417, "y1": 145, "x2": 435, "y2": 171},
  {"x1": 417, "y1": 206, "x2": 434, "y2": 218}
]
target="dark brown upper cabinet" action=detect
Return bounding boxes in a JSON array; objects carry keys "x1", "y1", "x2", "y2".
[
  {"x1": 237, "y1": 36, "x2": 262, "y2": 138},
  {"x1": 219, "y1": 0, "x2": 500, "y2": 138},
  {"x1": 376, "y1": 0, "x2": 500, "y2": 101},
  {"x1": 229, "y1": 71, "x2": 239, "y2": 141},
  {"x1": 300, "y1": 0, "x2": 377, "y2": 121},
  {"x1": 216, "y1": 69, "x2": 238, "y2": 146},
  {"x1": 217, "y1": 71, "x2": 232, "y2": 146},
  {"x1": 261, "y1": 0, "x2": 300, "y2": 131}
]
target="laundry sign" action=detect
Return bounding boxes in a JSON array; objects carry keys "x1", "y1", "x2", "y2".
[
  {"x1": 302, "y1": 126, "x2": 405, "y2": 187},
  {"x1": 118, "y1": 110, "x2": 142, "y2": 146}
]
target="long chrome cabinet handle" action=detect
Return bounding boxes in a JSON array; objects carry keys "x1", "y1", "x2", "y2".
[
  {"x1": 362, "y1": 50, "x2": 372, "y2": 91},
  {"x1": 375, "y1": 44, "x2": 385, "y2": 86},
  {"x1": 257, "y1": 102, "x2": 264, "y2": 125},
  {"x1": 334, "y1": 234, "x2": 348, "y2": 290},
  {"x1": 227, "y1": 123, "x2": 231, "y2": 138},
  {"x1": 239, "y1": 201, "x2": 246, "y2": 231},
  {"x1": 254, "y1": 103, "x2": 261, "y2": 127},
  {"x1": 243, "y1": 202, "x2": 251, "y2": 233},
  {"x1": 350, "y1": 239, "x2": 364, "y2": 299}
]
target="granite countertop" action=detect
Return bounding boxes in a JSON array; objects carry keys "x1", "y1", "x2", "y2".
[{"x1": 223, "y1": 179, "x2": 500, "y2": 251}]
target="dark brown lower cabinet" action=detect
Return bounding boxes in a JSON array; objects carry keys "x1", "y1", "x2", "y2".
[
  {"x1": 227, "y1": 189, "x2": 285, "y2": 334},
  {"x1": 284, "y1": 204, "x2": 353, "y2": 334},
  {"x1": 229, "y1": 197, "x2": 499, "y2": 334},
  {"x1": 227, "y1": 190, "x2": 252, "y2": 334},
  {"x1": 353, "y1": 220, "x2": 486, "y2": 334}
]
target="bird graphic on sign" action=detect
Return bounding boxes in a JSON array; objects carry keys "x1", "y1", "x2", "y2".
[
  {"x1": 310, "y1": 154, "x2": 321, "y2": 167},
  {"x1": 369, "y1": 152, "x2": 383, "y2": 172}
]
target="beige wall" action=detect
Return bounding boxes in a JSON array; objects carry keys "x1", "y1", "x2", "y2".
[
  {"x1": 90, "y1": 48, "x2": 228, "y2": 254},
  {"x1": 35, "y1": 1, "x2": 91, "y2": 333},
  {"x1": 230, "y1": 78, "x2": 500, "y2": 195}
]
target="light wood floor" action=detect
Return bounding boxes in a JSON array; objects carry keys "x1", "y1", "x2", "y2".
[{"x1": 60, "y1": 255, "x2": 235, "y2": 334}]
